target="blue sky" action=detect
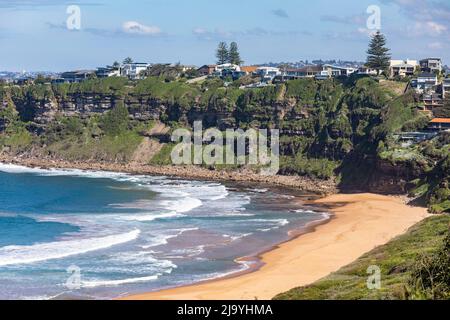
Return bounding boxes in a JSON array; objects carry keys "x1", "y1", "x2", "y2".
[{"x1": 0, "y1": 0, "x2": 449, "y2": 71}]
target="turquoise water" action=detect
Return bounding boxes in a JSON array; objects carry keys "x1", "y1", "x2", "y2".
[{"x1": 0, "y1": 163, "x2": 328, "y2": 300}]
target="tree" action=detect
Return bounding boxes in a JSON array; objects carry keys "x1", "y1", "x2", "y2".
[
  {"x1": 123, "y1": 57, "x2": 133, "y2": 65},
  {"x1": 366, "y1": 31, "x2": 391, "y2": 75},
  {"x1": 216, "y1": 42, "x2": 229, "y2": 65},
  {"x1": 101, "y1": 101, "x2": 129, "y2": 136},
  {"x1": 228, "y1": 42, "x2": 243, "y2": 65},
  {"x1": 112, "y1": 61, "x2": 120, "y2": 68}
]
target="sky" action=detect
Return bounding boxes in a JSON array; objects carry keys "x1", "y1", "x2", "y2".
[{"x1": 0, "y1": 0, "x2": 449, "y2": 71}]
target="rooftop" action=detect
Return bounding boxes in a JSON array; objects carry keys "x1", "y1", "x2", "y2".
[{"x1": 430, "y1": 118, "x2": 450, "y2": 124}]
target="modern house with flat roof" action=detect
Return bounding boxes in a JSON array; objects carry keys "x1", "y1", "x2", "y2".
[
  {"x1": 412, "y1": 72, "x2": 438, "y2": 93},
  {"x1": 357, "y1": 66, "x2": 379, "y2": 75},
  {"x1": 420, "y1": 92, "x2": 443, "y2": 113},
  {"x1": 420, "y1": 58, "x2": 442, "y2": 74},
  {"x1": 96, "y1": 65, "x2": 121, "y2": 78},
  {"x1": 389, "y1": 59, "x2": 418, "y2": 77},
  {"x1": 120, "y1": 63, "x2": 150, "y2": 80},
  {"x1": 61, "y1": 70, "x2": 95, "y2": 83},
  {"x1": 428, "y1": 118, "x2": 450, "y2": 131},
  {"x1": 256, "y1": 66, "x2": 281, "y2": 82},
  {"x1": 322, "y1": 64, "x2": 357, "y2": 77}
]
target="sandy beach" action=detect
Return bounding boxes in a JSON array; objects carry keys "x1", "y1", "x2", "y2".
[{"x1": 121, "y1": 193, "x2": 430, "y2": 300}]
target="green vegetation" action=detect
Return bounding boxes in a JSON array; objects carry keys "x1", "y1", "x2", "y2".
[
  {"x1": 366, "y1": 31, "x2": 391, "y2": 74},
  {"x1": 216, "y1": 42, "x2": 229, "y2": 65},
  {"x1": 0, "y1": 73, "x2": 448, "y2": 211},
  {"x1": 274, "y1": 215, "x2": 450, "y2": 300},
  {"x1": 215, "y1": 41, "x2": 243, "y2": 65}
]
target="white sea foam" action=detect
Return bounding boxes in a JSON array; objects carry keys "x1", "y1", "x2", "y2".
[
  {"x1": 247, "y1": 188, "x2": 268, "y2": 193},
  {"x1": 161, "y1": 197, "x2": 203, "y2": 213},
  {"x1": 81, "y1": 275, "x2": 159, "y2": 288},
  {"x1": 121, "y1": 211, "x2": 185, "y2": 222},
  {"x1": 0, "y1": 230, "x2": 141, "y2": 267},
  {"x1": 140, "y1": 228, "x2": 199, "y2": 249}
]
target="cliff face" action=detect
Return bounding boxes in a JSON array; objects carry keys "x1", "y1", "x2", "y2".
[
  {"x1": 7, "y1": 94, "x2": 171, "y2": 132},
  {"x1": 1, "y1": 77, "x2": 435, "y2": 198},
  {"x1": 6, "y1": 93, "x2": 302, "y2": 133}
]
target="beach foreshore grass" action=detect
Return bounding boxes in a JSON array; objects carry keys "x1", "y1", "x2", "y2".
[
  {"x1": 275, "y1": 214, "x2": 450, "y2": 300},
  {"x1": 120, "y1": 193, "x2": 430, "y2": 300}
]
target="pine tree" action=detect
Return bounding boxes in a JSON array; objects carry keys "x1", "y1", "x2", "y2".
[
  {"x1": 228, "y1": 42, "x2": 243, "y2": 65},
  {"x1": 123, "y1": 57, "x2": 133, "y2": 65},
  {"x1": 216, "y1": 42, "x2": 229, "y2": 65},
  {"x1": 366, "y1": 31, "x2": 391, "y2": 75}
]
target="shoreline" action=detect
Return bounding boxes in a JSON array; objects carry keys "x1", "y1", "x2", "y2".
[
  {"x1": 121, "y1": 193, "x2": 430, "y2": 300},
  {"x1": 0, "y1": 155, "x2": 430, "y2": 300},
  {"x1": 0, "y1": 154, "x2": 337, "y2": 195}
]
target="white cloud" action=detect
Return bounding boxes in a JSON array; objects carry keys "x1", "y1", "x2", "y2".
[
  {"x1": 408, "y1": 21, "x2": 447, "y2": 37},
  {"x1": 122, "y1": 21, "x2": 161, "y2": 35}
]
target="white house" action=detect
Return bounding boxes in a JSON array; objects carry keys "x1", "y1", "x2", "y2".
[
  {"x1": 215, "y1": 64, "x2": 241, "y2": 73},
  {"x1": 390, "y1": 59, "x2": 418, "y2": 77},
  {"x1": 357, "y1": 66, "x2": 379, "y2": 75},
  {"x1": 120, "y1": 63, "x2": 151, "y2": 80},
  {"x1": 256, "y1": 67, "x2": 281, "y2": 82},
  {"x1": 322, "y1": 64, "x2": 357, "y2": 77},
  {"x1": 412, "y1": 72, "x2": 438, "y2": 93}
]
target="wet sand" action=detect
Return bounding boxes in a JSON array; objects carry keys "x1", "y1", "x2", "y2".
[{"x1": 121, "y1": 193, "x2": 429, "y2": 300}]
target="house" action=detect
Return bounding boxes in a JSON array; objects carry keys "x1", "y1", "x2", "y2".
[
  {"x1": 255, "y1": 67, "x2": 281, "y2": 82},
  {"x1": 240, "y1": 66, "x2": 259, "y2": 75},
  {"x1": 181, "y1": 65, "x2": 197, "y2": 72},
  {"x1": 395, "y1": 132, "x2": 437, "y2": 147},
  {"x1": 412, "y1": 72, "x2": 438, "y2": 92},
  {"x1": 322, "y1": 64, "x2": 357, "y2": 77},
  {"x1": 96, "y1": 65, "x2": 121, "y2": 78},
  {"x1": 389, "y1": 59, "x2": 418, "y2": 77},
  {"x1": 215, "y1": 64, "x2": 240, "y2": 73},
  {"x1": 61, "y1": 70, "x2": 95, "y2": 83},
  {"x1": 420, "y1": 58, "x2": 442, "y2": 74},
  {"x1": 442, "y1": 77, "x2": 450, "y2": 99},
  {"x1": 421, "y1": 92, "x2": 443, "y2": 113},
  {"x1": 120, "y1": 63, "x2": 150, "y2": 80},
  {"x1": 197, "y1": 65, "x2": 216, "y2": 76},
  {"x1": 283, "y1": 66, "x2": 323, "y2": 79},
  {"x1": 315, "y1": 70, "x2": 331, "y2": 80},
  {"x1": 357, "y1": 66, "x2": 379, "y2": 75},
  {"x1": 428, "y1": 118, "x2": 450, "y2": 131}
]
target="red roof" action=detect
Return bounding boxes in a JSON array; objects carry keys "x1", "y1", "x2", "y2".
[{"x1": 430, "y1": 118, "x2": 450, "y2": 123}]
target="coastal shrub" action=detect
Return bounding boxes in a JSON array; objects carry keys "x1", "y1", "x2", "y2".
[
  {"x1": 100, "y1": 101, "x2": 130, "y2": 136},
  {"x1": 274, "y1": 215, "x2": 450, "y2": 300},
  {"x1": 408, "y1": 229, "x2": 450, "y2": 300}
]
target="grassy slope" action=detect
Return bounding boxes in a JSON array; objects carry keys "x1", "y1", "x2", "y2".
[{"x1": 274, "y1": 215, "x2": 450, "y2": 300}]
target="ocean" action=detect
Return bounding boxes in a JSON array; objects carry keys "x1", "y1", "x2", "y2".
[{"x1": 0, "y1": 163, "x2": 329, "y2": 300}]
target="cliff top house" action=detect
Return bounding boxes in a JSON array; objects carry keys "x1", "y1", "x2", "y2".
[
  {"x1": 429, "y1": 118, "x2": 450, "y2": 131},
  {"x1": 420, "y1": 58, "x2": 443, "y2": 74},
  {"x1": 120, "y1": 62, "x2": 151, "y2": 80},
  {"x1": 197, "y1": 65, "x2": 216, "y2": 76},
  {"x1": 390, "y1": 59, "x2": 418, "y2": 78},
  {"x1": 61, "y1": 70, "x2": 95, "y2": 83}
]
